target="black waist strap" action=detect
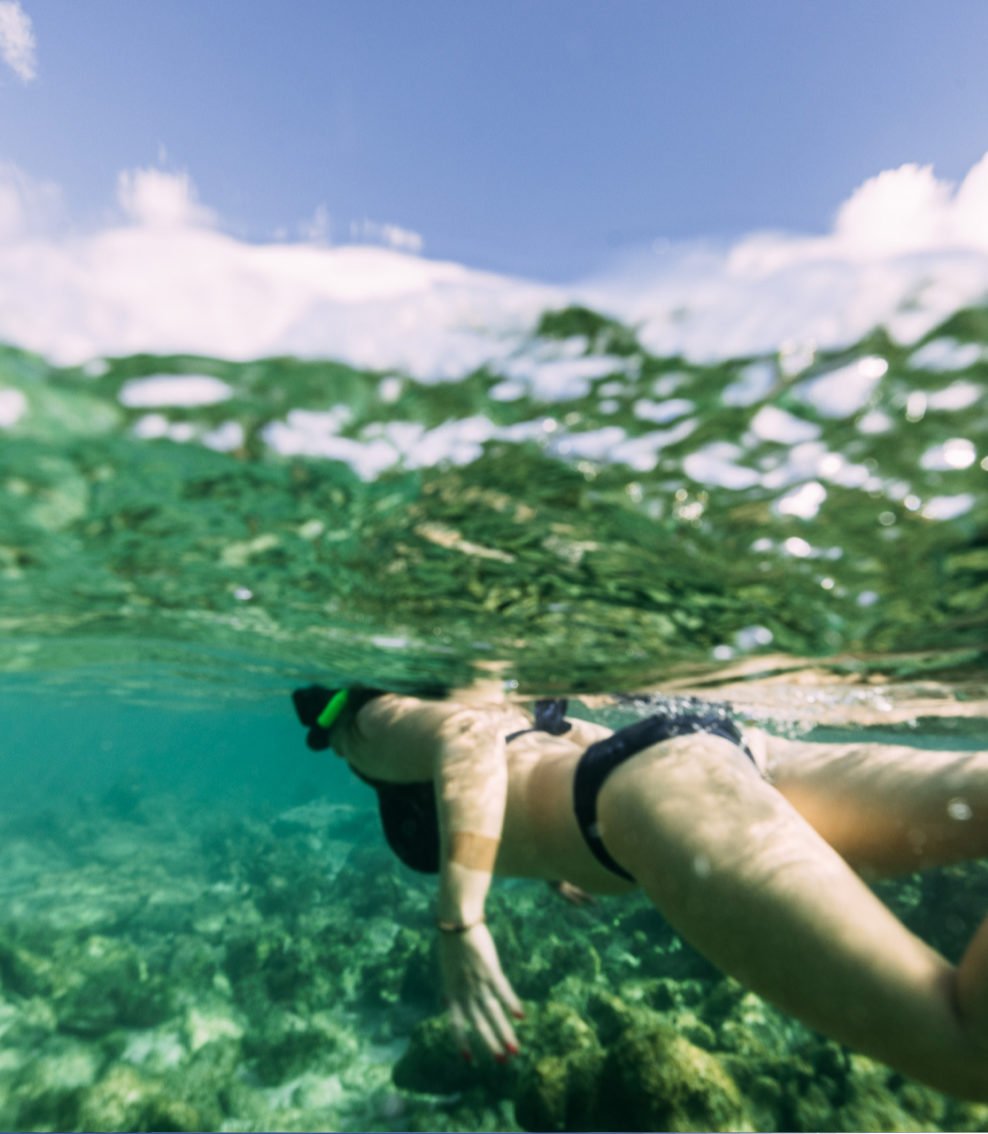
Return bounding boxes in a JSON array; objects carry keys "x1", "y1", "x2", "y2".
[
  {"x1": 573, "y1": 711, "x2": 754, "y2": 882},
  {"x1": 506, "y1": 698, "x2": 572, "y2": 744}
]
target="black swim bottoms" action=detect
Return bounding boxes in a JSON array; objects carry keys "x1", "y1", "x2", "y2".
[{"x1": 572, "y1": 708, "x2": 755, "y2": 882}]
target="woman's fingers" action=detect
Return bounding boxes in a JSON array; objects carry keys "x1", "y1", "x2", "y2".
[
  {"x1": 465, "y1": 994, "x2": 502, "y2": 1056},
  {"x1": 439, "y1": 924, "x2": 524, "y2": 1060},
  {"x1": 450, "y1": 981, "x2": 521, "y2": 1059},
  {"x1": 476, "y1": 983, "x2": 519, "y2": 1054},
  {"x1": 488, "y1": 961, "x2": 525, "y2": 1020},
  {"x1": 469, "y1": 923, "x2": 525, "y2": 1018}
]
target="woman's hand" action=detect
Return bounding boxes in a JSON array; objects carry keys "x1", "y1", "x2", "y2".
[
  {"x1": 438, "y1": 922, "x2": 524, "y2": 1061},
  {"x1": 550, "y1": 879, "x2": 596, "y2": 907}
]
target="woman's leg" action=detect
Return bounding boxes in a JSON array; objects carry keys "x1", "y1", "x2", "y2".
[
  {"x1": 762, "y1": 733, "x2": 988, "y2": 874},
  {"x1": 595, "y1": 734, "x2": 988, "y2": 1099}
]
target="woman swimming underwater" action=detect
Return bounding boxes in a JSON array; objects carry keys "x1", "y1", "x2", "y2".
[{"x1": 291, "y1": 685, "x2": 988, "y2": 1100}]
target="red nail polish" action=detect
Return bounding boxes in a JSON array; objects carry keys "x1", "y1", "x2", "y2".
[
  {"x1": 494, "y1": 1052, "x2": 507, "y2": 1064},
  {"x1": 507, "y1": 1043, "x2": 519, "y2": 1056}
]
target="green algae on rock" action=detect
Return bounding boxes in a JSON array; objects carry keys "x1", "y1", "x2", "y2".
[
  {"x1": 513, "y1": 1001, "x2": 605, "y2": 1132},
  {"x1": 598, "y1": 1016, "x2": 748, "y2": 1132}
]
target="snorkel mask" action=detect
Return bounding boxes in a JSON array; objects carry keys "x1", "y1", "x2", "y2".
[{"x1": 291, "y1": 685, "x2": 351, "y2": 750}]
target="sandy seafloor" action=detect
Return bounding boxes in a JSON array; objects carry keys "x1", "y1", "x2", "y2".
[{"x1": 2, "y1": 681, "x2": 988, "y2": 1133}]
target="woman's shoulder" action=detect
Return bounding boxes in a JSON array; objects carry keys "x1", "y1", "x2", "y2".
[
  {"x1": 357, "y1": 692, "x2": 489, "y2": 732},
  {"x1": 344, "y1": 694, "x2": 517, "y2": 781}
]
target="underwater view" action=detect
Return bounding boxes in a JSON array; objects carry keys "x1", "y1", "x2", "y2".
[
  {"x1": 5, "y1": 4, "x2": 988, "y2": 1130},
  {"x1": 1, "y1": 289, "x2": 986, "y2": 1130}
]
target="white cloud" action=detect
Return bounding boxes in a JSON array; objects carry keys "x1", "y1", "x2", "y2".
[
  {"x1": 118, "y1": 375, "x2": 234, "y2": 408},
  {"x1": 0, "y1": 162, "x2": 552, "y2": 374},
  {"x1": 350, "y1": 217, "x2": 424, "y2": 254},
  {"x1": 724, "y1": 154, "x2": 988, "y2": 270},
  {"x1": 5, "y1": 153, "x2": 988, "y2": 381},
  {"x1": 117, "y1": 167, "x2": 217, "y2": 229},
  {"x1": 793, "y1": 356, "x2": 888, "y2": 419},
  {"x1": 832, "y1": 155, "x2": 988, "y2": 255},
  {"x1": 0, "y1": 0, "x2": 36, "y2": 82},
  {"x1": 832, "y1": 163, "x2": 954, "y2": 256},
  {"x1": 581, "y1": 154, "x2": 988, "y2": 363},
  {"x1": 0, "y1": 161, "x2": 61, "y2": 241},
  {"x1": 684, "y1": 442, "x2": 760, "y2": 489},
  {"x1": 750, "y1": 406, "x2": 820, "y2": 445}
]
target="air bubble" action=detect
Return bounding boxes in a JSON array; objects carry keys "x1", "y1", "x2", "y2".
[{"x1": 947, "y1": 798, "x2": 973, "y2": 822}]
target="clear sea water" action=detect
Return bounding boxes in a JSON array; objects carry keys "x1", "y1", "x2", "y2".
[{"x1": 0, "y1": 302, "x2": 986, "y2": 1130}]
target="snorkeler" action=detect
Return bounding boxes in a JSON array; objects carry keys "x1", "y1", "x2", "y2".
[{"x1": 291, "y1": 685, "x2": 988, "y2": 1100}]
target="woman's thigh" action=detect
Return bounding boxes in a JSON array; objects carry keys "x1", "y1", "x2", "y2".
[
  {"x1": 594, "y1": 734, "x2": 986, "y2": 1097},
  {"x1": 763, "y1": 735, "x2": 988, "y2": 874}
]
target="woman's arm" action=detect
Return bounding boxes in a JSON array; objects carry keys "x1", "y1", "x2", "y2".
[
  {"x1": 345, "y1": 695, "x2": 525, "y2": 1059},
  {"x1": 432, "y1": 707, "x2": 524, "y2": 1060},
  {"x1": 433, "y1": 707, "x2": 507, "y2": 923}
]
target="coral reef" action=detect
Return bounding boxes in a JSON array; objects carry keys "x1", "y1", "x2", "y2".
[{"x1": 2, "y1": 793, "x2": 988, "y2": 1131}]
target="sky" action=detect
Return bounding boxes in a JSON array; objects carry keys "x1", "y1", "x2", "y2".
[
  {"x1": 4, "y1": 0, "x2": 988, "y2": 370},
  {"x1": 6, "y1": 0, "x2": 988, "y2": 277}
]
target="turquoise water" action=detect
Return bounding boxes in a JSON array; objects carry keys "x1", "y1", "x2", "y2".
[{"x1": 1, "y1": 303, "x2": 986, "y2": 1130}]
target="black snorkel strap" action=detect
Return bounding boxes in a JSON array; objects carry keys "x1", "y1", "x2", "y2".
[
  {"x1": 505, "y1": 698, "x2": 573, "y2": 744},
  {"x1": 291, "y1": 685, "x2": 351, "y2": 750}
]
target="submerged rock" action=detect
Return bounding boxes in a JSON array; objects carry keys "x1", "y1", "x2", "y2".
[
  {"x1": 77, "y1": 1063, "x2": 221, "y2": 1133},
  {"x1": 53, "y1": 934, "x2": 172, "y2": 1035},
  {"x1": 6, "y1": 1036, "x2": 103, "y2": 1131},
  {"x1": 598, "y1": 1016, "x2": 748, "y2": 1132},
  {"x1": 514, "y1": 1001, "x2": 604, "y2": 1132},
  {"x1": 393, "y1": 1014, "x2": 509, "y2": 1096},
  {"x1": 358, "y1": 924, "x2": 436, "y2": 1009},
  {"x1": 242, "y1": 1006, "x2": 355, "y2": 1085}
]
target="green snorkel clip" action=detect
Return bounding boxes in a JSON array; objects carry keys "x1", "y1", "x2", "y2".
[
  {"x1": 316, "y1": 688, "x2": 350, "y2": 731},
  {"x1": 291, "y1": 685, "x2": 351, "y2": 751}
]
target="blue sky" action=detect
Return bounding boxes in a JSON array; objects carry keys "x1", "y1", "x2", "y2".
[{"x1": 5, "y1": 0, "x2": 988, "y2": 280}]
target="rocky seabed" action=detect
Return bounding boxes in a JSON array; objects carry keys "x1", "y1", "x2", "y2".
[{"x1": 2, "y1": 793, "x2": 987, "y2": 1132}]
